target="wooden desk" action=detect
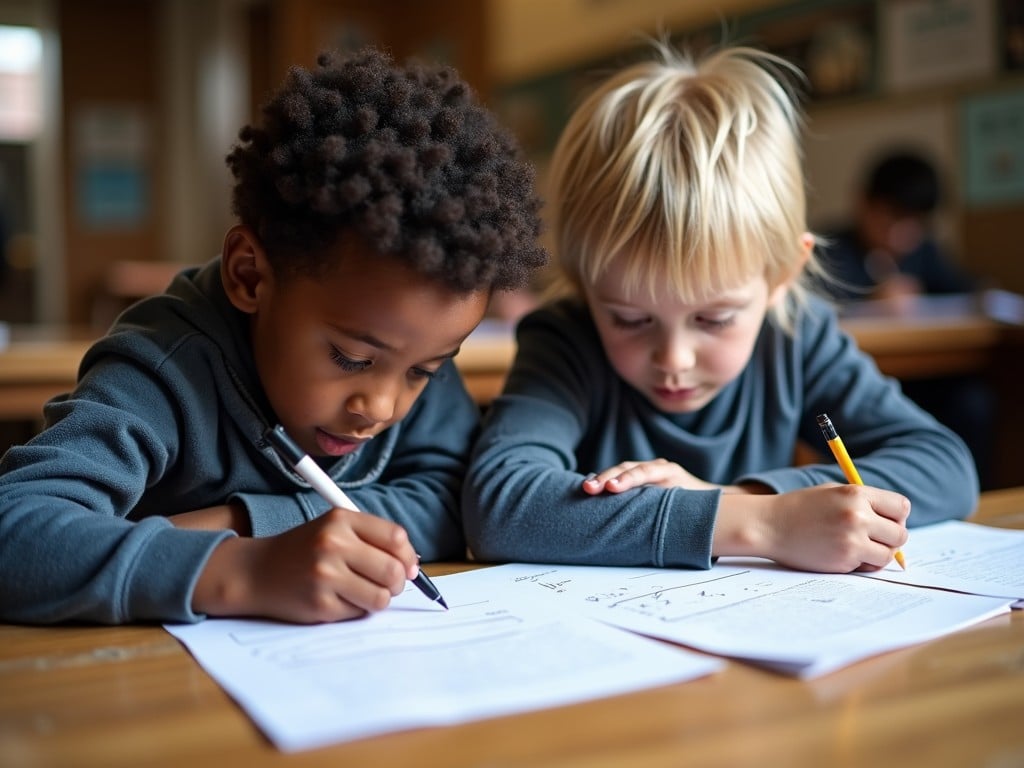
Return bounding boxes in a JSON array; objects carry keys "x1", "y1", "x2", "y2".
[
  {"x1": 0, "y1": 327, "x2": 93, "y2": 421},
  {"x1": 1, "y1": 489, "x2": 1022, "y2": 768},
  {"x1": 838, "y1": 292, "x2": 1024, "y2": 381}
]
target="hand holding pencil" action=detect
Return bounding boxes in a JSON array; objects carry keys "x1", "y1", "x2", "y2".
[{"x1": 817, "y1": 413, "x2": 907, "y2": 570}]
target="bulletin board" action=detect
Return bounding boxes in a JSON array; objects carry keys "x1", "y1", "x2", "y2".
[{"x1": 961, "y1": 87, "x2": 1024, "y2": 206}]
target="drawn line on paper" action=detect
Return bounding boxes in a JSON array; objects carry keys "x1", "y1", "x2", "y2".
[
  {"x1": 605, "y1": 570, "x2": 754, "y2": 609},
  {"x1": 244, "y1": 615, "x2": 526, "y2": 667},
  {"x1": 227, "y1": 609, "x2": 510, "y2": 647}
]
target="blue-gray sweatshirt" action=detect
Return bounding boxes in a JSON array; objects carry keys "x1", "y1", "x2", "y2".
[
  {"x1": 463, "y1": 297, "x2": 977, "y2": 567},
  {"x1": 0, "y1": 259, "x2": 476, "y2": 624}
]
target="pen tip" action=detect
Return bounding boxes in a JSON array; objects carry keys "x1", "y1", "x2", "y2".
[{"x1": 438, "y1": 597, "x2": 449, "y2": 610}]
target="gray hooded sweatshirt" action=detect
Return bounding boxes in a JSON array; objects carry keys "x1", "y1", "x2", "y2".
[{"x1": 0, "y1": 258, "x2": 476, "y2": 624}]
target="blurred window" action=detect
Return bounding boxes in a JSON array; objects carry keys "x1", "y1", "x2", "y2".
[{"x1": 0, "y1": 25, "x2": 42, "y2": 140}]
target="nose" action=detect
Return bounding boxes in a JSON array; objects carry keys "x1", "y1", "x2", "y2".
[
  {"x1": 346, "y1": 382, "x2": 399, "y2": 427},
  {"x1": 652, "y1": 329, "x2": 696, "y2": 373}
]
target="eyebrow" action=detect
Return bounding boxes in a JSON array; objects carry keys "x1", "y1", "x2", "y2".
[
  {"x1": 347, "y1": 331, "x2": 396, "y2": 352},
  {"x1": 427, "y1": 346, "x2": 462, "y2": 363}
]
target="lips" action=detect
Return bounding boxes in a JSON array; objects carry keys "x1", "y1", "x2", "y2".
[
  {"x1": 655, "y1": 387, "x2": 696, "y2": 399},
  {"x1": 653, "y1": 385, "x2": 697, "y2": 402},
  {"x1": 315, "y1": 428, "x2": 368, "y2": 457}
]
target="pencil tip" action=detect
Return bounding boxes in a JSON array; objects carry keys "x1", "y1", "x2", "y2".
[{"x1": 894, "y1": 551, "x2": 907, "y2": 570}]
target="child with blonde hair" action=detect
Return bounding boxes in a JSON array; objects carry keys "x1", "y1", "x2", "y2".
[{"x1": 463, "y1": 43, "x2": 975, "y2": 573}]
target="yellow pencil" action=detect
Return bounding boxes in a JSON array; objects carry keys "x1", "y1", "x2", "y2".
[{"x1": 816, "y1": 413, "x2": 906, "y2": 570}]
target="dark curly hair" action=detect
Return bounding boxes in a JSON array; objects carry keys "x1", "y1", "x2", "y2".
[
  {"x1": 226, "y1": 46, "x2": 546, "y2": 293},
  {"x1": 864, "y1": 150, "x2": 941, "y2": 215}
]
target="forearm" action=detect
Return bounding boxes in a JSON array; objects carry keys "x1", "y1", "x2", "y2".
[
  {"x1": 169, "y1": 502, "x2": 251, "y2": 534},
  {"x1": 0, "y1": 504, "x2": 232, "y2": 624},
  {"x1": 465, "y1": 456, "x2": 719, "y2": 567}
]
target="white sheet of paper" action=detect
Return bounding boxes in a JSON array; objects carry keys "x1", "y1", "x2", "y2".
[
  {"x1": 467, "y1": 562, "x2": 1012, "y2": 678},
  {"x1": 858, "y1": 520, "x2": 1024, "y2": 600},
  {"x1": 165, "y1": 571, "x2": 722, "y2": 752}
]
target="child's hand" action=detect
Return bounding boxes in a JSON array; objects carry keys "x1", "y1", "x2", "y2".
[
  {"x1": 718, "y1": 484, "x2": 910, "y2": 573},
  {"x1": 192, "y1": 508, "x2": 419, "y2": 623},
  {"x1": 582, "y1": 459, "x2": 718, "y2": 493}
]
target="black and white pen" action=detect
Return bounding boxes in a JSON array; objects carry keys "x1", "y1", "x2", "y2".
[{"x1": 263, "y1": 424, "x2": 449, "y2": 610}]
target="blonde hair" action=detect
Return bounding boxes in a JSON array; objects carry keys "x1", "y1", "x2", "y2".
[{"x1": 547, "y1": 42, "x2": 822, "y2": 332}]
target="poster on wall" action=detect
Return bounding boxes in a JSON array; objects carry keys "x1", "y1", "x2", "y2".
[
  {"x1": 962, "y1": 88, "x2": 1024, "y2": 206},
  {"x1": 74, "y1": 104, "x2": 150, "y2": 230},
  {"x1": 881, "y1": 0, "x2": 997, "y2": 91},
  {"x1": 735, "y1": 0, "x2": 877, "y2": 102}
]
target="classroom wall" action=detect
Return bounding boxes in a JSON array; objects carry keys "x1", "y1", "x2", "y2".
[
  {"x1": 486, "y1": 0, "x2": 1024, "y2": 295},
  {"x1": 263, "y1": 0, "x2": 489, "y2": 96},
  {"x1": 57, "y1": 0, "x2": 164, "y2": 326},
  {"x1": 40, "y1": 0, "x2": 1024, "y2": 324},
  {"x1": 49, "y1": 0, "x2": 492, "y2": 326}
]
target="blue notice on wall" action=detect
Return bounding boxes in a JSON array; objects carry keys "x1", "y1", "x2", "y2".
[
  {"x1": 962, "y1": 88, "x2": 1024, "y2": 206},
  {"x1": 77, "y1": 163, "x2": 148, "y2": 229}
]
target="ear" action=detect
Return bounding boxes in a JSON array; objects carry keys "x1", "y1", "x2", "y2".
[
  {"x1": 768, "y1": 232, "x2": 814, "y2": 307},
  {"x1": 221, "y1": 225, "x2": 273, "y2": 314}
]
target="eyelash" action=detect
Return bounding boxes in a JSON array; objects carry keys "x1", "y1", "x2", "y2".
[
  {"x1": 411, "y1": 367, "x2": 437, "y2": 381},
  {"x1": 611, "y1": 315, "x2": 650, "y2": 330},
  {"x1": 329, "y1": 345, "x2": 438, "y2": 381},
  {"x1": 610, "y1": 315, "x2": 735, "y2": 331},
  {"x1": 698, "y1": 316, "x2": 736, "y2": 330},
  {"x1": 329, "y1": 346, "x2": 370, "y2": 372}
]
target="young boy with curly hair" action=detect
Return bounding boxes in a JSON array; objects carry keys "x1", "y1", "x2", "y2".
[
  {"x1": 463, "y1": 43, "x2": 976, "y2": 573},
  {"x1": 0, "y1": 47, "x2": 545, "y2": 625}
]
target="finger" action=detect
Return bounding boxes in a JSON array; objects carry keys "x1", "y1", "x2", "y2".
[
  {"x1": 866, "y1": 488, "x2": 912, "y2": 525},
  {"x1": 581, "y1": 473, "x2": 603, "y2": 495},
  {"x1": 339, "y1": 509, "x2": 416, "y2": 563},
  {"x1": 328, "y1": 574, "x2": 394, "y2": 614},
  {"x1": 853, "y1": 539, "x2": 901, "y2": 571},
  {"x1": 591, "y1": 462, "x2": 640, "y2": 484},
  {"x1": 327, "y1": 548, "x2": 407, "y2": 611},
  {"x1": 343, "y1": 536, "x2": 410, "y2": 593},
  {"x1": 605, "y1": 461, "x2": 671, "y2": 492},
  {"x1": 866, "y1": 511, "x2": 909, "y2": 550},
  {"x1": 583, "y1": 464, "x2": 636, "y2": 493},
  {"x1": 605, "y1": 472, "x2": 645, "y2": 492}
]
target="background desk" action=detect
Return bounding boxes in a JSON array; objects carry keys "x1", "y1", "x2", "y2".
[
  {"x1": 1, "y1": 488, "x2": 1022, "y2": 768},
  {"x1": 0, "y1": 327, "x2": 93, "y2": 421},
  {"x1": 1, "y1": 302, "x2": 1018, "y2": 415}
]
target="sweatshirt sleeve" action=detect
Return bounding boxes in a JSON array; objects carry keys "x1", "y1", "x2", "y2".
[
  {"x1": 732, "y1": 302, "x2": 979, "y2": 526},
  {"x1": 463, "y1": 309, "x2": 719, "y2": 569},
  {"x1": 0, "y1": 364, "x2": 234, "y2": 625}
]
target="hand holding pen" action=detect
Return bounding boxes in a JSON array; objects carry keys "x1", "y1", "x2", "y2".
[
  {"x1": 817, "y1": 413, "x2": 907, "y2": 570},
  {"x1": 264, "y1": 425, "x2": 449, "y2": 610}
]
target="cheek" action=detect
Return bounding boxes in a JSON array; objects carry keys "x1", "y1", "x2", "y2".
[
  {"x1": 393, "y1": 382, "x2": 429, "y2": 421},
  {"x1": 600, "y1": 331, "x2": 647, "y2": 379},
  {"x1": 254, "y1": 327, "x2": 335, "y2": 419},
  {"x1": 704, "y1": 329, "x2": 759, "y2": 379}
]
